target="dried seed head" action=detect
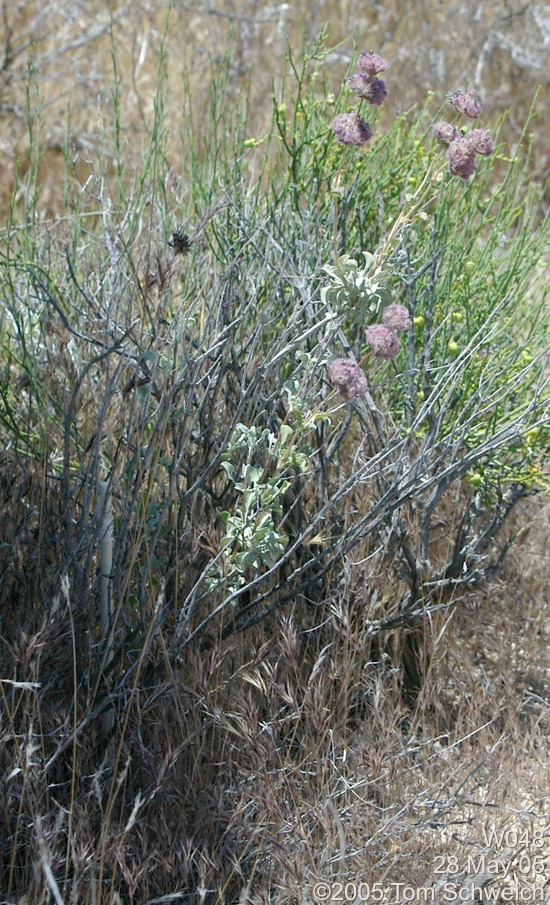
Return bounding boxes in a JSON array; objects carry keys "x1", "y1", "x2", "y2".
[
  {"x1": 331, "y1": 113, "x2": 374, "y2": 146},
  {"x1": 327, "y1": 358, "x2": 369, "y2": 400},
  {"x1": 365, "y1": 325, "x2": 400, "y2": 359},
  {"x1": 168, "y1": 227, "x2": 192, "y2": 255}
]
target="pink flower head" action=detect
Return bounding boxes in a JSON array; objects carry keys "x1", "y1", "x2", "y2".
[
  {"x1": 358, "y1": 51, "x2": 390, "y2": 76},
  {"x1": 348, "y1": 73, "x2": 388, "y2": 105},
  {"x1": 383, "y1": 304, "x2": 412, "y2": 332},
  {"x1": 448, "y1": 88, "x2": 483, "y2": 119},
  {"x1": 467, "y1": 128, "x2": 494, "y2": 157},
  {"x1": 447, "y1": 137, "x2": 477, "y2": 179},
  {"x1": 331, "y1": 113, "x2": 373, "y2": 146},
  {"x1": 365, "y1": 325, "x2": 400, "y2": 360},
  {"x1": 327, "y1": 358, "x2": 368, "y2": 400},
  {"x1": 432, "y1": 121, "x2": 460, "y2": 145}
]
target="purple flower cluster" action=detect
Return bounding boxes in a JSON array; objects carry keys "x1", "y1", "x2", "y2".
[
  {"x1": 382, "y1": 303, "x2": 412, "y2": 332},
  {"x1": 347, "y1": 73, "x2": 388, "y2": 106},
  {"x1": 448, "y1": 88, "x2": 483, "y2": 119},
  {"x1": 331, "y1": 114, "x2": 373, "y2": 146},
  {"x1": 468, "y1": 129, "x2": 494, "y2": 157},
  {"x1": 432, "y1": 88, "x2": 494, "y2": 180},
  {"x1": 364, "y1": 304, "x2": 412, "y2": 360},
  {"x1": 327, "y1": 308, "x2": 413, "y2": 398},
  {"x1": 327, "y1": 308, "x2": 413, "y2": 400},
  {"x1": 447, "y1": 138, "x2": 477, "y2": 179},
  {"x1": 432, "y1": 121, "x2": 460, "y2": 145},
  {"x1": 357, "y1": 51, "x2": 390, "y2": 75},
  {"x1": 364, "y1": 325, "x2": 400, "y2": 359},
  {"x1": 327, "y1": 358, "x2": 368, "y2": 400},
  {"x1": 330, "y1": 50, "x2": 390, "y2": 148}
]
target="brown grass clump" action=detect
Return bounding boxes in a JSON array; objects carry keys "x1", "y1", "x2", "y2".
[{"x1": 2, "y1": 503, "x2": 550, "y2": 902}]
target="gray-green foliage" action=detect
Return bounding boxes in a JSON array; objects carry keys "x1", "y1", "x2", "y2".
[{"x1": 0, "y1": 34, "x2": 548, "y2": 646}]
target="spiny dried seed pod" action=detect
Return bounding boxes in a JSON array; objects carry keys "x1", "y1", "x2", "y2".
[{"x1": 169, "y1": 227, "x2": 192, "y2": 255}]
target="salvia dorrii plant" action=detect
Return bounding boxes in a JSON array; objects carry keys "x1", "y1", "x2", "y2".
[
  {"x1": 201, "y1": 46, "x2": 548, "y2": 635},
  {"x1": 201, "y1": 52, "x2": 547, "y2": 664},
  {"x1": 325, "y1": 57, "x2": 497, "y2": 400},
  {"x1": 2, "y1": 38, "x2": 545, "y2": 652}
]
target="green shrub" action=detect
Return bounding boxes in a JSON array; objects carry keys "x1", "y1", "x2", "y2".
[{"x1": 0, "y1": 31, "x2": 548, "y2": 902}]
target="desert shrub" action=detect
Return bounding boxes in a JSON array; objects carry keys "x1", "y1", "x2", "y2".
[{"x1": 0, "y1": 31, "x2": 548, "y2": 904}]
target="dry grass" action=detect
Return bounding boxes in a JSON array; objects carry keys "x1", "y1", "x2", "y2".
[
  {"x1": 1, "y1": 0, "x2": 549, "y2": 218},
  {"x1": 1, "y1": 466, "x2": 550, "y2": 902},
  {"x1": 2, "y1": 502, "x2": 550, "y2": 902}
]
